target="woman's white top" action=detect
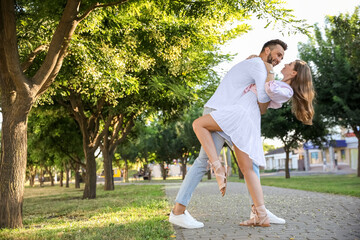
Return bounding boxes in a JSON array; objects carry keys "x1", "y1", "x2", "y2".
[{"x1": 243, "y1": 80, "x2": 294, "y2": 109}]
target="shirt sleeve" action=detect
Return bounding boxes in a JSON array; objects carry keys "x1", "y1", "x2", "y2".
[
  {"x1": 265, "y1": 81, "x2": 294, "y2": 104},
  {"x1": 250, "y1": 60, "x2": 271, "y2": 103}
]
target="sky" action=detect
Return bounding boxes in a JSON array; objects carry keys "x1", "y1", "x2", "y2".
[
  {"x1": 0, "y1": 1, "x2": 359, "y2": 146},
  {"x1": 215, "y1": 0, "x2": 359, "y2": 147}
]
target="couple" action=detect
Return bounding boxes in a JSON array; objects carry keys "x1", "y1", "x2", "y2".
[{"x1": 169, "y1": 39, "x2": 315, "y2": 228}]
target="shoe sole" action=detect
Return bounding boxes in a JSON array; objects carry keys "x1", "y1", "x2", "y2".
[{"x1": 169, "y1": 219, "x2": 204, "y2": 229}]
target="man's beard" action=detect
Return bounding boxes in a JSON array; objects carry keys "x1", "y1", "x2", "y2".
[{"x1": 267, "y1": 54, "x2": 273, "y2": 64}]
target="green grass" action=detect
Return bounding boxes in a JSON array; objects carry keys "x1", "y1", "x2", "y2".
[
  {"x1": 0, "y1": 185, "x2": 174, "y2": 240},
  {"x1": 229, "y1": 174, "x2": 360, "y2": 197}
]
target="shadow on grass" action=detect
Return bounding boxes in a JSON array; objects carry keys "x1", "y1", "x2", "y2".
[
  {"x1": 0, "y1": 185, "x2": 174, "y2": 240},
  {"x1": 1, "y1": 218, "x2": 173, "y2": 240}
]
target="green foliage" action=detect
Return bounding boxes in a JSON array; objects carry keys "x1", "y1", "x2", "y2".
[
  {"x1": 261, "y1": 102, "x2": 328, "y2": 151},
  {"x1": 0, "y1": 184, "x2": 173, "y2": 239},
  {"x1": 174, "y1": 106, "x2": 202, "y2": 163},
  {"x1": 27, "y1": 106, "x2": 84, "y2": 171},
  {"x1": 263, "y1": 143, "x2": 276, "y2": 153},
  {"x1": 15, "y1": 0, "x2": 313, "y2": 181},
  {"x1": 298, "y1": 7, "x2": 360, "y2": 130}
]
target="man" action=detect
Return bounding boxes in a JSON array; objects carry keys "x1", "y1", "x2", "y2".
[{"x1": 169, "y1": 39, "x2": 287, "y2": 229}]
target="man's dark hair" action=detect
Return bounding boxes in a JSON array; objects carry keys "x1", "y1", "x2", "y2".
[{"x1": 261, "y1": 39, "x2": 287, "y2": 52}]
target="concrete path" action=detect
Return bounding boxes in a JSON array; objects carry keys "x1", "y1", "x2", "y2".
[{"x1": 165, "y1": 181, "x2": 360, "y2": 240}]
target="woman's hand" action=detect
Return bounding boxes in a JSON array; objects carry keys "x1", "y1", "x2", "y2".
[
  {"x1": 264, "y1": 62, "x2": 274, "y2": 72},
  {"x1": 246, "y1": 54, "x2": 258, "y2": 60},
  {"x1": 264, "y1": 62, "x2": 274, "y2": 83}
]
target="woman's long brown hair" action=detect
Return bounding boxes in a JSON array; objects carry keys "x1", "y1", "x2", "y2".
[{"x1": 290, "y1": 60, "x2": 315, "y2": 125}]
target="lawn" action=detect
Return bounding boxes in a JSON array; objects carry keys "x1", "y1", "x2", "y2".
[
  {"x1": 0, "y1": 185, "x2": 174, "y2": 240},
  {"x1": 229, "y1": 174, "x2": 360, "y2": 197}
]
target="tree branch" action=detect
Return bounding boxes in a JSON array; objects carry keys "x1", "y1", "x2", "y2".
[
  {"x1": 21, "y1": 45, "x2": 48, "y2": 73},
  {"x1": 1, "y1": 0, "x2": 31, "y2": 92},
  {"x1": 35, "y1": 44, "x2": 69, "y2": 98},
  {"x1": 77, "y1": 0, "x2": 130, "y2": 22},
  {"x1": 110, "y1": 114, "x2": 123, "y2": 144},
  {"x1": 112, "y1": 118, "x2": 135, "y2": 152},
  {"x1": 93, "y1": 115, "x2": 113, "y2": 149},
  {"x1": 32, "y1": 0, "x2": 80, "y2": 90}
]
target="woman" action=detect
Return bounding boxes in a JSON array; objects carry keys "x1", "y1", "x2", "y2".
[{"x1": 192, "y1": 60, "x2": 315, "y2": 227}]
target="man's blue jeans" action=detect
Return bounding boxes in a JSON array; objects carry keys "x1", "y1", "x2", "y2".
[{"x1": 175, "y1": 107, "x2": 260, "y2": 206}]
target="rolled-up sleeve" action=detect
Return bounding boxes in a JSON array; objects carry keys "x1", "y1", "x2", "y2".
[{"x1": 250, "y1": 61, "x2": 271, "y2": 103}]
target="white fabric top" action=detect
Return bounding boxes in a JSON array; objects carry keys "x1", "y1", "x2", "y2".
[
  {"x1": 244, "y1": 80, "x2": 294, "y2": 109},
  {"x1": 205, "y1": 57, "x2": 270, "y2": 110}
]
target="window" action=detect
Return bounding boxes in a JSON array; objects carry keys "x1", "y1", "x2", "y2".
[
  {"x1": 340, "y1": 149, "x2": 345, "y2": 161},
  {"x1": 311, "y1": 152, "x2": 320, "y2": 164}
]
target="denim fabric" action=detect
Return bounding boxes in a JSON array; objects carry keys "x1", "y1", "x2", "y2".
[{"x1": 175, "y1": 107, "x2": 260, "y2": 206}]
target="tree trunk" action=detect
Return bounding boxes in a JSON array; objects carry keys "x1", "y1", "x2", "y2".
[
  {"x1": 60, "y1": 170, "x2": 64, "y2": 187},
  {"x1": 358, "y1": 141, "x2": 360, "y2": 177},
  {"x1": 124, "y1": 159, "x2": 129, "y2": 183},
  {"x1": 28, "y1": 166, "x2": 36, "y2": 187},
  {"x1": 29, "y1": 173, "x2": 36, "y2": 187},
  {"x1": 39, "y1": 169, "x2": 45, "y2": 187},
  {"x1": 160, "y1": 162, "x2": 167, "y2": 180},
  {"x1": 46, "y1": 167, "x2": 54, "y2": 186},
  {"x1": 285, "y1": 149, "x2": 290, "y2": 179},
  {"x1": 83, "y1": 148, "x2": 97, "y2": 199},
  {"x1": 49, "y1": 171, "x2": 54, "y2": 186},
  {"x1": 0, "y1": 105, "x2": 30, "y2": 228},
  {"x1": 353, "y1": 126, "x2": 360, "y2": 177},
  {"x1": 103, "y1": 149, "x2": 115, "y2": 191},
  {"x1": 230, "y1": 149, "x2": 243, "y2": 179},
  {"x1": 74, "y1": 164, "x2": 80, "y2": 189},
  {"x1": 181, "y1": 158, "x2": 187, "y2": 180},
  {"x1": 207, "y1": 169, "x2": 212, "y2": 180},
  {"x1": 65, "y1": 166, "x2": 70, "y2": 188},
  {"x1": 358, "y1": 140, "x2": 360, "y2": 178}
]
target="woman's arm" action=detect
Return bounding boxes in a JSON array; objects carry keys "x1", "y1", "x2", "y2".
[
  {"x1": 257, "y1": 63, "x2": 274, "y2": 114},
  {"x1": 264, "y1": 62, "x2": 275, "y2": 83},
  {"x1": 258, "y1": 101, "x2": 270, "y2": 115}
]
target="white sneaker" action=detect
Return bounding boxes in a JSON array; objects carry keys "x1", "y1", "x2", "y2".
[
  {"x1": 169, "y1": 210, "x2": 204, "y2": 229},
  {"x1": 250, "y1": 208, "x2": 286, "y2": 224}
]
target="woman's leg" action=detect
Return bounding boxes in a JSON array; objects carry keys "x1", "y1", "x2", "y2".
[
  {"x1": 192, "y1": 114, "x2": 227, "y2": 196},
  {"x1": 234, "y1": 146, "x2": 264, "y2": 206},
  {"x1": 234, "y1": 146, "x2": 270, "y2": 227},
  {"x1": 192, "y1": 114, "x2": 223, "y2": 164}
]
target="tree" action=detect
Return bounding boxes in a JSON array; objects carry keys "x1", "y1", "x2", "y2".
[
  {"x1": 175, "y1": 106, "x2": 202, "y2": 179},
  {"x1": 153, "y1": 121, "x2": 180, "y2": 180},
  {"x1": 0, "y1": 0, "x2": 131, "y2": 228},
  {"x1": 261, "y1": 103, "x2": 328, "y2": 178},
  {"x1": 263, "y1": 143, "x2": 276, "y2": 153},
  {"x1": 298, "y1": 7, "x2": 360, "y2": 176},
  {"x1": 115, "y1": 133, "x2": 139, "y2": 183},
  {"x1": 27, "y1": 106, "x2": 84, "y2": 188},
  {"x1": 0, "y1": 0, "x2": 308, "y2": 228},
  {"x1": 132, "y1": 121, "x2": 157, "y2": 179}
]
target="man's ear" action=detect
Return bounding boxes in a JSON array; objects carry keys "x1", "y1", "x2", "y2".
[{"x1": 264, "y1": 47, "x2": 271, "y2": 55}]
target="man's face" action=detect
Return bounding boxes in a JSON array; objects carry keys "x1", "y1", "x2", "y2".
[{"x1": 266, "y1": 44, "x2": 285, "y2": 66}]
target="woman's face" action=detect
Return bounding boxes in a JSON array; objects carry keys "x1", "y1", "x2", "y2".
[{"x1": 281, "y1": 61, "x2": 297, "y2": 79}]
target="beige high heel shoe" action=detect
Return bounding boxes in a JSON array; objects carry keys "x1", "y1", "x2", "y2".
[
  {"x1": 208, "y1": 159, "x2": 227, "y2": 196},
  {"x1": 239, "y1": 205, "x2": 270, "y2": 227}
]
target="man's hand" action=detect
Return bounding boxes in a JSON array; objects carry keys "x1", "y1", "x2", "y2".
[{"x1": 258, "y1": 101, "x2": 270, "y2": 115}]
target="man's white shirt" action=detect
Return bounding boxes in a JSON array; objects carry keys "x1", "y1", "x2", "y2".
[{"x1": 205, "y1": 57, "x2": 270, "y2": 110}]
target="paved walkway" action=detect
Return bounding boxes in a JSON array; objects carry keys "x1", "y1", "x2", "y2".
[{"x1": 165, "y1": 182, "x2": 360, "y2": 240}]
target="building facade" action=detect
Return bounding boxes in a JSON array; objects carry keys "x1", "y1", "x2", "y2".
[{"x1": 264, "y1": 134, "x2": 358, "y2": 171}]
